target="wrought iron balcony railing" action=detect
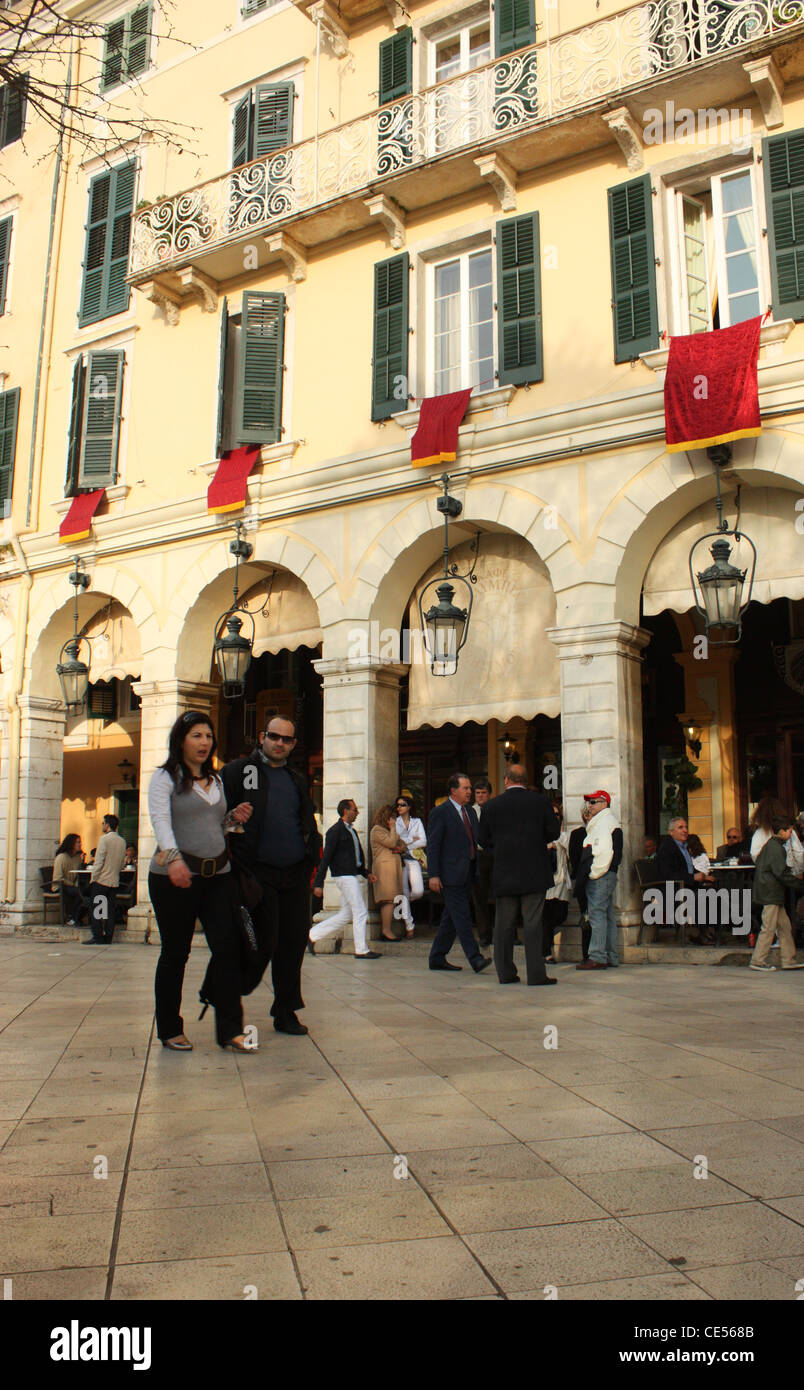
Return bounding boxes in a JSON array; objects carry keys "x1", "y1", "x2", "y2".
[{"x1": 130, "y1": 0, "x2": 804, "y2": 278}]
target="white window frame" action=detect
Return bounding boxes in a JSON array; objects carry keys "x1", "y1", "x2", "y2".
[
  {"x1": 427, "y1": 15, "x2": 492, "y2": 86},
  {"x1": 425, "y1": 241, "x2": 495, "y2": 398},
  {"x1": 666, "y1": 158, "x2": 770, "y2": 335},
  {"x1": 0, "y1": 203, "x2": 17, "y2": 318}
]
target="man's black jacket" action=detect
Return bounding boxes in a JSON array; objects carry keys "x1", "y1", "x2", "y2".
[
  {"x1": 221, "y1": 750, "x2": 321, "y2": 869},
  {"x1": 478, "y1": 789, "x2": 560, "y2": 896},
  {"x1": 314, "y1": 819, "x2": 368, "y2": 889},
  {"x1": 656, "y1": 836, "x2": 696, "y2": 889}
]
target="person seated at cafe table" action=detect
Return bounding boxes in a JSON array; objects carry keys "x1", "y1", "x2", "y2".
[
  {"x1": 715, "y1": 826, "x2": 749, "y2": 862},
  {"x1": 657, "y1": 817, "x2": 716, "y2": 942},
  {"x1": 687, "y1": 833, "x2": 713, "y2": 876}
]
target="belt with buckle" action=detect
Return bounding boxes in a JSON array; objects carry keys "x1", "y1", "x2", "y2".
[{"x1": 182, "y1": 850, "x2": 229, "y2": 878}]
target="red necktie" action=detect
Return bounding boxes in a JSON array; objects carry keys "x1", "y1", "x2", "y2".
[{"x1": 461, "y1": 806, "x2": 476, "y2": 859}]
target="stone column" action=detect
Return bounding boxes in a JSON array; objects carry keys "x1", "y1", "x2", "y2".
[
  {"x1": 125, "y1": 679, "x2": 219, "y2": 942},
  {"x1": 314, "y1": 657, "x2": 406, "y2": 944},
  {"x1": 548, "y1": 621, "x2": 650, "y2": 956},
  {"x1": 0, "y1": 695, "x2": 67, "y2": 931}
]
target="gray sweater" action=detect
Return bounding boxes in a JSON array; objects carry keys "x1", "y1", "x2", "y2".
[{"x1": 148, "y1": 768, "x2": 230, "y2": 876}]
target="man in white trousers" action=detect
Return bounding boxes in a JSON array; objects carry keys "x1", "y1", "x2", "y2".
[{"x1": 310, "y1": 800, "x2": 381, "y2": 959}]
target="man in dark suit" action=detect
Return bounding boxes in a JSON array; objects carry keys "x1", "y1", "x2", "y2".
[
  {"x1": 656, "y1": 815, "x2": 715, "y2": 941},
  {"x1": 223, "y1": 714, "x2": 322, "y2": 1035},
  {"x1": 478, "y1": 764, "x2": 561, "y2": 984},
  {"x1": 310, "y1": 799, "x2": 379, "y2": 958},
  {"x1": 426, "y1": 773, "x2": 492, "y2": 974}
]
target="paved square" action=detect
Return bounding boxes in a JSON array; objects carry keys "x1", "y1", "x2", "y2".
[{"x1": 1, "y1": 939, "x2": 803, "y2": 1301}]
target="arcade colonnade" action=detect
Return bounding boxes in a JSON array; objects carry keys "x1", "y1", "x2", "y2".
[{"x1": 1, "y1": 436, "x2": 802, "y2": 944}]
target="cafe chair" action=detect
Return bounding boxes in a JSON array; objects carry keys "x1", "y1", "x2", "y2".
[
  {"x1": 634, "y1": 860, "x2": 688, "y2": 947},
  {"x1": 39, "y1": 867, "x2": 65, "y2": 926}
]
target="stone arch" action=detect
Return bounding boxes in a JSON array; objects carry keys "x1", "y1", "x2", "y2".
[
  {"x1": 172, "y1": 533, "x2": 325, "y2": 684},
  {"x1": 611, "y1": 432, "x2": 804, "y2": 624},
  {"x1": 26, "y1": 563, "x2": 152, "y2": 701},
  {"x1": 360, "y1": 480, "x2": 566, "y2": 634}
]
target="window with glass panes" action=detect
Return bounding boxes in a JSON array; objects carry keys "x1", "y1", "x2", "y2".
[
  {"x1": 672, "y1": 166, "x2": 766, "y2": 333},
  {"x1": 431, "y1": 248, "x2": 494, "y2": 396},
  {"x1": 431, "y1": 20, "x2": 491, "y2": 83}
]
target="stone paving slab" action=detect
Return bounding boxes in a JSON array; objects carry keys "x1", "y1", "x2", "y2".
[{"x1": 1, "y1": 939, "x2": 803, "y2": 1302}]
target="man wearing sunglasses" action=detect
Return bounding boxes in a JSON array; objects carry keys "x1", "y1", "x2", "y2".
[{"x1": 223, "y1": 714, "x2": 322, "y2": 1035}]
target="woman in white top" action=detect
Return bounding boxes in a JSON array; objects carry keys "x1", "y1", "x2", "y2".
[
  {"x1": 749, "y1": 794, "x2": 804, "y2": 870},
  {"x1": 395, "y1": 794, "x2": 426, "y2": 938},
  {"x1": 148, "y1": 711, "x2": 253, "y2": 1053}
]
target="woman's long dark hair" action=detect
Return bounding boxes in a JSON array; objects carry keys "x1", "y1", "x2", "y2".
[
  {"x1": 55, "y1": 833, "x2": 80, "y2": 857},
  {"x1": 161, "y1": 712, "x2": 218, "y2": 793}
]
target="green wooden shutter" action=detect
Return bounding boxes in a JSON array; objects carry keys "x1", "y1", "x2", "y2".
[
  {"x1": 106, "y1": 162, "x2": 136, "y2": 316},
  {"x1": 126, "y1": 3, "x2": 152, "y2": 78},
  {"x1": 232, "y1": 93, "x2": 253, "y2": 168},
  {"x1": 0, "y1": 387, "x2": 20, "y2": 517},
  {"x1": 763, "y1": 128, "x2": 804, "y2": 322},
  {"x1": 102, "y1": 17, "x2": 126, "y2": 91},
  {"x1": 80, "y1": 163, "x2": 135, "y2": 326},
  {"x1": 371, "y1": 252, "x2": 409, "y2": 421},
  {"x1": 608, "y1": 174, "x2": 659, "y2": 362},
  {"x1": 379, "y1": 29, "x2": 412, "y2": 105},
  {"x1": 65, "y1": 358, "x2": 86, "y2": 496},
  {"x1": 495, "y1": 0, "x2": 536, "y2": 57},
  {"x1": 496, "y1": 213, "x2": 542, "y2": 386},
  {"x1": 78, "y1": 351, "x2": 124, "y2": 487},
  {"x1": 254, "y1": 83, "x2": 295, "y2": 157},
  {"x1": 236, "y1": 291, "x2": 285, "y2": 445},
  {"x1": 80, "y1": 172, "x2": 111, "y2": 325},
  {"x1": 0, "y1": 217, "x2": 11, "y2": 316},
  {"x1": 215, "y1": 296, "x2": 229, "y2": 458},
  {"x1": 243, "y1": 0, "x2": 268, "y2": 12}
]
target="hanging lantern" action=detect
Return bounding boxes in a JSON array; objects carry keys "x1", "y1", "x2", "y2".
[
  {"x1": 418, "y1": 474, "x2": 479, "y2": 677},
  {"x1": 213, "y1": 614, "x2": 254, "y2": 698},
  {"x1": 212, "y1": 523, "x2": 254, "y2": 699},
  {"x1": 57, "y1": 637, "x2": 90, "y2": 711},
  {"x1": 688, "y1": 454, "x2": 757, "y2": 646},
  {"x1": 56, "y1": 556, "x2": 91, "y2": 711}
]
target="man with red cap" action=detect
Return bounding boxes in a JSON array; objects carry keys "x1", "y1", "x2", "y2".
[{"x1": 575, "y1": 790, "x2": 623, "y2": 972}]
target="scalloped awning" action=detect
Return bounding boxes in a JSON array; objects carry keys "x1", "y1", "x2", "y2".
[
  {"x1": 406, "y1": 533, "x2": 559, "y2": 731},
  {"x1": 643, "y1": 487, "x2": 804, "y2": 616},
  {"x1": 245, "y1": 571, "x2": 323, "y2": 657},
  {"x1": 82, "y1": 602, "x2": 142, "y2": 684}
]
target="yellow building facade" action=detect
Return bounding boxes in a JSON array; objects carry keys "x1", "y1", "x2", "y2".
[{"x1": 2, "y1": 0, "x2": 804, "y2": 943}]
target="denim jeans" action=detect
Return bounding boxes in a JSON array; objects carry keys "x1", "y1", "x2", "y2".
[{"x1": 586, "y1": 871, "x2": 618, "y2": 965}]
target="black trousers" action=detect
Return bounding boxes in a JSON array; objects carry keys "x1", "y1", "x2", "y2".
[
  {"x1": 63, "y1": 883, "x2": 89, "y2": 925},
  {"x1": 252, "y1": 860, "x2": 312, "y2": 1018},
  {"x1": 495, "y1": 892, "x2": 547, "y2": 983},
  {"x1": 90, "y1": 886, "x2": 117, "y2": 942},
  {"x1": 149, "y1": 872, "x2": 243, "y2": 1046},
  {"x1": 430, "y1": 880, "x2": 483, "y2": 967}
]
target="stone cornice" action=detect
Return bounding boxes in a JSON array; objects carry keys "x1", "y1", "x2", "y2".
[{"x1": 11, "y1": 352, "x2": 804, "y2": 579}]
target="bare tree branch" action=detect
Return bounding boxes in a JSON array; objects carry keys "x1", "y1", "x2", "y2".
[{"x1": 0, "y1": 0, "x2": 200, "y2": 163}]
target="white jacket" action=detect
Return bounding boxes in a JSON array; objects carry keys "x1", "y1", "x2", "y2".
[{"x1": 583, "y1": 807, "x2": 620, "y2": 880}]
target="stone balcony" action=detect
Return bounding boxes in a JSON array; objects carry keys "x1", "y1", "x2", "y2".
[{"x1": 129, "y1": 0, "x2": 804, "y2": 304}]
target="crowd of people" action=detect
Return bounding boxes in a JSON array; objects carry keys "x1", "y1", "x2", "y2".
[{"x1": 53, "y1": 712, "x2": 800, "y2": 1053}]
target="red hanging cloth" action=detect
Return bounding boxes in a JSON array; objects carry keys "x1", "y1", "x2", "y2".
[{"x1": 664, "y1": 316, "x2": 762, "y2": 453}]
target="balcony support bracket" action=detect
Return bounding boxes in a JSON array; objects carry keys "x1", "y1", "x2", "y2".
[
  {"x1": 603, "y1": 105, "x2": 644, "y2": 172},
  {"x1": 383, "y1": 0, "x2": 408, "y2": 30},
  {"x1": 308, "y1": 1, "x2": 350, "y2": 59},
  {"x1": 176, "y1": 267, "x2": 219, "y2": 313},
  {"x1": 364, "y1": 193, "x2": 406, "y2": 249},
  {"x1": 474, "y1": 153, "x2": 517, "y2": 212},
  {"x1": 743, "y1": 56, "x2": 784, "y2": 130},
  {"x1": 139, "y1": 277, "x2": 182, "y2": 326},
  {"x1": 266, "y1": 231, "x2": 308, "y2": 282}
]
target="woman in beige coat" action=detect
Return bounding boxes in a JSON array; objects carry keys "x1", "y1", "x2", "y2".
[{"x1": 370, "y1": 804, "x2": 405, "y2": 941}]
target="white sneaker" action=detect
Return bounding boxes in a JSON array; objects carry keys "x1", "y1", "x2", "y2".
[
  {"x1": 749, "y1": 962, "x2": 776, "y2": 972},
  {"x1": 781, "y1": 962, "x2": 804, "y2": 970}
]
